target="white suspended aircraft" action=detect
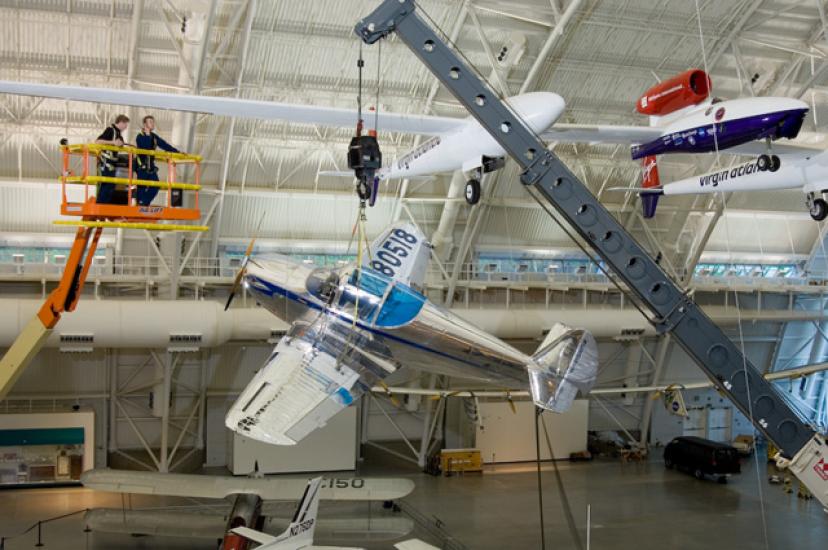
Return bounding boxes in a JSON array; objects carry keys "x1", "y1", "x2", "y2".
[
  {"x1": 0, "y1": 69, "x2": 810, "y2": 206},
  {"x1": 223, "y1": 221, "x2": 599, "y2": 446},
  {"x1": 635, "y1": 148, "x2": 828, "y2": 221},
  {"x1": 81, "y1": 468, "x2": 414, "y2": 550},
  {"x1": 231, "y1": 477, "x2": 362, "y2": 550}
]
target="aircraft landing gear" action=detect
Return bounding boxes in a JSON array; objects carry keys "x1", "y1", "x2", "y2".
[
  {"x1": 758, "y1": 154, "x2": 781, "y2": 172},
  {"x1": 465, "y1": 178, "x2": 481, "y2": 205},
  {"x1": 807, "y1": 192, "x2": 827, "y2": 222}
]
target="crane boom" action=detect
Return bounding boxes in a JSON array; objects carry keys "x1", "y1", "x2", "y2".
[{"x1": 354, "y1": 0, "x2": 827, "y2": 509}]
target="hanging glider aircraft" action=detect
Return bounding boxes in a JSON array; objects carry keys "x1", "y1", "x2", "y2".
[
  {"x1": 223, "y1": 221, "x2": 599, "y2": 446},
  {"x1": 81, "y1": 468, "x2": 414, "y2": 550},
  {"x1": 0, "y1": 70, "x2": 810, "y2": 206}
]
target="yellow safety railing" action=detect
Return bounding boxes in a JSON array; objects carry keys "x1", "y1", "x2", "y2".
[{"x1": 58, "y1": 142, "x2": 205, "y2": 231}]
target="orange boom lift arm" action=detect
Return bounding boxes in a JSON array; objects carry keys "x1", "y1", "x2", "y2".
[{"x1": 0, "y1": 143, "x2": 207, "y2": 398}]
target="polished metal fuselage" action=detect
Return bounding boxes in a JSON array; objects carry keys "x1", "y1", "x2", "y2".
[{"x1": 244, "y1": 257, "x2": 532, "y2": 386}]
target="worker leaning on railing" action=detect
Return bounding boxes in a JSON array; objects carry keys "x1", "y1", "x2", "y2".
[
  {"x1": 94, "y1": 114, "x2": 130, "y2": 204},
  {"x1": 134, "y1": 115, "x2": 181, "y2": 206}
]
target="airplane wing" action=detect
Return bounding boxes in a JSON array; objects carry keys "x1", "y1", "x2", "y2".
[
  {"x1": 540, "y1": 123, "x2": 662, "y2": 145},
  {"x1": 0, "y1": 80, "x2": 463, "y2": 136},
  {"x1": 374, "y1": 360, "x2": 828, "y2": 398},
  {"x1": 84, "y1": 509, "x2": 227, "y2": 539},
  {"x1": 84, "y1": 509, "x2": 413, "y2": 540},
  {"x1": 81, "y1": 469, "x2": 414, "y2": 501},
  {"x1": 723, "y1": 141, "x2": 821, "y2": 157},
  {"x1": 226, "y1": 318, "x2": 400, "y2": 445},
  {"x1": 540, "y1": 124, "x2": 825, "y2": 158}
]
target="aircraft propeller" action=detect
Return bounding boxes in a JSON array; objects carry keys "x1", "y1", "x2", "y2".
[{"x1": 225, "y1": 214, "x2": 265, "y2": 311}]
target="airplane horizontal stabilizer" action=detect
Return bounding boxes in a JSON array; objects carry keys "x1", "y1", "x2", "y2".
[
  {"x1": 394, "y1": 540, "x2": 442, "y2": 550},
  {"x1": 231, "y1": 526, "x2": 277, "y2": 546},
  {"x1": 527, "y1": 323, "x2": 598, "y2": 413}
]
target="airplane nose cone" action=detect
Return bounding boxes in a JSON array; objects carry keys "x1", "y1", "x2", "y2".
[{"x1": 509, "y1": 92, "x2": 566, "y2": 134}]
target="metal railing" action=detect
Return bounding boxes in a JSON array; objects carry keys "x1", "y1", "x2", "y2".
[{"x1": 0, "y1": 255, "x2": 824, "y2": 294}]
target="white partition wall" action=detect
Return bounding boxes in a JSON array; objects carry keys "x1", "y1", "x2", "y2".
[
  {"x1": 475, "y1": 400, "x2": 588, "y2": 463},
  {"x1": 229, "y1": 406, "x2": 357, "y2": 475}
]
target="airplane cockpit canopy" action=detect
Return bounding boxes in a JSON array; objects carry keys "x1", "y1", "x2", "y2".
[
  {"x1": 306, "y1": 267, "x2": 340, "y2": 303},
  {"x1": 337, "y1": 268, "x2": 426, "y2": 328}
]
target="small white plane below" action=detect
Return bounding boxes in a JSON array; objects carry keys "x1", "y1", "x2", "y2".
[
  {"x1": 0, "y1": 70, "x2": 808, "y2": 206},
  {"x1": 232, "y1": 477, "x2": 362, "y2": 550},
  {"x1": 224, "y1": 221, "x2": 598, "y2": 446},
  {"x1": 81, "y1": 468, "x2": 414, "y2": 550}
]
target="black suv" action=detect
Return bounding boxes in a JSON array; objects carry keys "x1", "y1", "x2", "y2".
[{"x1": 664, "y1": 436, "x2": 741, "y2": 483}]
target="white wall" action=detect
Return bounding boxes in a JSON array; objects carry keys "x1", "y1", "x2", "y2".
[
  {"x1": 475, "y1": 400, "x2": 588, "y2": 463},
  {"x1": 230, "y1": 406, "x2": 357, "y2": 474}
]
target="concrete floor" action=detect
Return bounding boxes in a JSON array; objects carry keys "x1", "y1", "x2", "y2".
[{"x1": 0, "y1": 449, "x2": 825, "y2": 549}]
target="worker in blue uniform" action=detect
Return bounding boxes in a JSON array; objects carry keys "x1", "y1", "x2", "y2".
[
  {"x1": 95, "y1": 114, "x2": 130, "y2": 204},
  {"x1": 134, "y1": 115, "x2": 180, "y2": 206}
]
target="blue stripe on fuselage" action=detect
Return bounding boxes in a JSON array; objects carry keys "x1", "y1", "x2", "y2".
[
  {"x1": 631, "y1": 108, "x2": 808, "y2": 160},
  {"x1": 247, "y1": 276, "x2": 515, "y2": 373}
]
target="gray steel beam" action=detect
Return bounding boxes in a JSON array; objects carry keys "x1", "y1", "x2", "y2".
[
  {"x1": 355, "y1": 0, "x2": 815, "y2": 458},
  {"x1": 210, "y1": 0, "x2": 258, "y2": 257}
]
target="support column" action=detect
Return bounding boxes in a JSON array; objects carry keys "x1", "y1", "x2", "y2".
[
  {"x1": 209, "y1": 0, "x2": 258, "y2": 257},
  {"x1": 805, "y1": 321, "x2": 828, "y2": 405},
  {"x1": 622, "y1": 340, "x2": 642, "y2": 406},
  {"x1": 430, "y1": 172, "x2": 465, "y2": 262},
  {"x1": 108, "y1": 349, "x2": 118, "y2": 461},
  {"x1": 158, "y1": 351, "x2": 173, "y2": 473},
  {"x1": 416, "y1": 374, "x2": 438, "y2": 468},
  {"x1": 639, "y1": 335, "x2": 672, "y2": 448}
]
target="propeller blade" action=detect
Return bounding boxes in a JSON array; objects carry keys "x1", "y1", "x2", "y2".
[
  {"x1": 224, "y1": 262, "x2": 248, "y2": 311},
  {"x1": 224, "y1": 213, "x2": 266, "y2": 311}
]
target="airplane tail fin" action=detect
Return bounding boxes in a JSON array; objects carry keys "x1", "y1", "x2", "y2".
[
  {"x1": 364, "y1": 222, "x2": 431, "y2": 291},
  {"x1": 526, "y1": 324, "x2": 599, "y2": 413},
  {"x1": 282, "y1": 476, "x2": 322, "y2": 544},
  {"x1": 641, "y1": 155, "x2": 662, "y2": 219},
  {"x1": 231, "y1": 477, "x2": 322, "y2": 548}
]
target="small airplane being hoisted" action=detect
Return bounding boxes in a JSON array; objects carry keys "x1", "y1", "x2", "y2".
[
  {"x1": 0, "y1": 69, "x2": 809, "y2": 206},
  {"x1": 222, "y1": 221, "x2": 599, "y2": 446}
]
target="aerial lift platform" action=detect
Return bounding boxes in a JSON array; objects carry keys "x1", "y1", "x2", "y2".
[
  {"x1": 0, "y1": 143, "x2": 208, "y2": 398},
  {"x1": 355, "y1": 0, "x2": 827, "y2": 509}
]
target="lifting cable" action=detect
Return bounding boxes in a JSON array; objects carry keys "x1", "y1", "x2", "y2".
[{"x1": 694, "y1": 2, "x2": 769, "y2": 548}]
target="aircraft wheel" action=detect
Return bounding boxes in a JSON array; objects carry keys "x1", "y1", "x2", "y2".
[
  {"x1": 770, "y1": 155, "x2": 781, "y2": 172},
  {"x1": 465, "y1": 179, "x2": 481, "y2": 205},
  {"x1": 810, "y1": 198, "x2": 828, "y2": 222},
  {"x1": 757, "y1": 154, "x2": 771, "y2": 171}
]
